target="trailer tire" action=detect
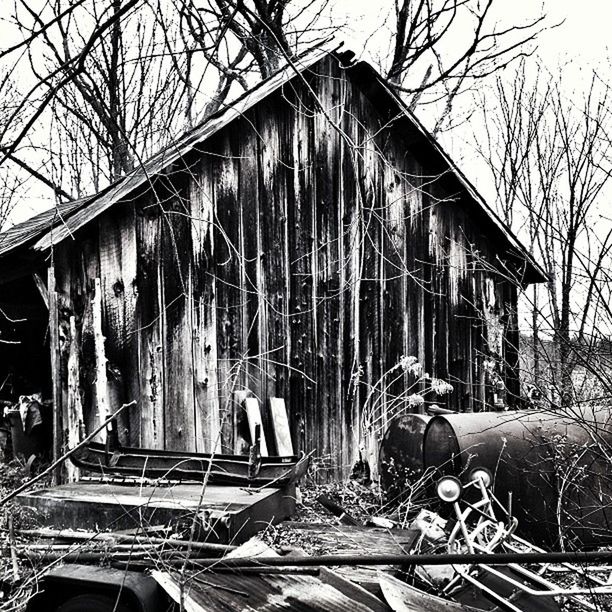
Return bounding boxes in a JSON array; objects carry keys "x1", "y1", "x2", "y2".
[{"x1": 56, "y1": 593, "x2": 133, "y2": 612}]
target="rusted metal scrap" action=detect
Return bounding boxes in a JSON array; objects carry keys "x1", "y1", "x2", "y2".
[
  {"x1": 316, "y1": 494, "x2": 362, "y2": 526},
  {"x1": 153, "y1": 537, "x2": 390, "y2": 612},
  {"x1": 70, "y1": 440, "x2": 310, "y2": 486}
]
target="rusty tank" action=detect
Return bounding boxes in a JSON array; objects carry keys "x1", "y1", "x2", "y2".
[
  {"x1": 379, "y1": 414, "x2": 431, "y2": 500},
  {"x1": 422, "y1": 408, "x2": 612, "y2": 547}
]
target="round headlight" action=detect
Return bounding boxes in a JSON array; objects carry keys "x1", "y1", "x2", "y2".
[
  {"x1": 436, "y1": 476, "x2": 463, "y2": 503},
  {"x1": 469, "y1": 467, "x2": 492, "y2": 488}
]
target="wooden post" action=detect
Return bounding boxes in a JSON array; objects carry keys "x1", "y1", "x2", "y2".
[
  {"x1": 65, "y1": 316, "x2": 84, "y2": 481},
  {"x1": 47, "y1": 265, "x2": 62, "y2": 485},
  {"x1": 32, "y1": 273, "x2": 49, "y2": 309},
  {"x1": 92, "y1": 278, "x2": 110, "y2": 442}
]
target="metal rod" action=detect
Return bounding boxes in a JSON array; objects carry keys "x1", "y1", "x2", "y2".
[
  {"x1": 16, "y1": 528, "x2": 236, "y2": 553},
  {"x1": 156, "y1": 550, "x2": 612, "y2": 569}
]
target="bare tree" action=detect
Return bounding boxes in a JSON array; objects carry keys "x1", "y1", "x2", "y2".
[
  {"x1": 10, "y1": 0, "x2": 192, "y2": 197},
  {"x1": 168, "y1": 0, "x2": 337, "y2": 119},
  {"x1": 385, "y1": 0, "x2": 547, "y2": 134},
  {"x1": 478, "y1": 62, "x2": 612, "y2": 408}
]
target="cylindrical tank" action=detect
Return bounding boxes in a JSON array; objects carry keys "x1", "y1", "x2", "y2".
[
  {"x1": 423, "y1": 408, "x2": 612, "y2": 547},
  {"x1": 379, "y1": 414, "x2": 431, "y2": 500}
]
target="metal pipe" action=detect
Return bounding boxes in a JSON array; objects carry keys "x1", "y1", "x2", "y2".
[{"x1": 153, "y1": 549, "x2": 612, "y2": 568}]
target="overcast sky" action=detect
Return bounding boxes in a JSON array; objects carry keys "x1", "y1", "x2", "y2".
[{"x1": 2, "y1": 0, "x2": 611, "y2": 224}]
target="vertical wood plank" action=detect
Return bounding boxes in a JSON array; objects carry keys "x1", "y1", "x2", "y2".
[
  {"x1": 243, "y1": 397, "x2": 269, "y2": 456},
  {"x1": 288, "y1": 80, "x2": 316, "y2": 459},
  {"x1": 97, "y1": 205, "x2": 138, "y2": 444},
  {"x1": 256, "y1": 91, "x2": 293, "y2": 449},
  {"x1": 53, "y1": 242, "x2": 74, "y2": 481},
  {"x1": 92, "y1": 277, "x2": 110, "y2": 443},
  {"x1": 312, "y1": 65, "x2": 344, "y2": 477},
  {"x1": 136, "y1": 202, "x2": 165, "y2": 448},
  {"x1": 380, "y1": 136, "x2": 407, "y2": 432},
  {"x1": 191, "y1": 158, "x2": 220, "y2": 452},
  {"x1": 66, "y1": 316, "x2": 83, "y2": 481},
  {"x1": 47, "y1": 264, "x2": 62, "y2": 485},
  {"x1": 342, "y1": 81, "x2": 363, "y2": 477},
  {"x1": 355, "y1": 97, "x2": 382, "y2": 475},
  {"x1": 75, "y1": 232, "x2": 101, "y2": 438},
  {"x1": 269, "y1": 397, "x2": 293, "y2": 456},
  {"x1": 214, "y1": 131, "x2": 244, "y2": 452},
  {"x1": 160, "y1": 177, "x2": 196, "y2": 451}
]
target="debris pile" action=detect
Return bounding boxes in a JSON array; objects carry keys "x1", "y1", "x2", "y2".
[{"x1": 2, "y1": 407, "x2": 612, "y2": 611}]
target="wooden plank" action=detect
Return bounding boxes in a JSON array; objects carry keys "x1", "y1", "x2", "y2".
[
  {"x1": 235, "y1": 119, "x2": 264, "y2": 412},
  {"x1": 379, "y1": 573, "x2": 478, "y2": 612},
  {"x1": 381, "y1": 136, "x2": 409, "y2": 427},
  {"x1": 256, "y1": 93, "x2": 291, "y2": 415},
  {"x1": 341, "y1": 79, "x2": 363, "y2": 475},
  {"x1": 268, "y1": 397, "x2": 293, "y2": 456},
  {"x1": 152, "y1": 571, "x2": 203, "y2": 612},
  {"x1": 135, "y1": 203, "x2": 165, "y2": 448},
  {"x1": 32, "y1": 273, "x2": 49, "y2": 309},
  {"x1": 355, "y1": 93, "x2": 383, "y2": 477},
  {"x1": 75, "y1": 231, "x2": 101, "y2": 439},
  {"x1": 243, "y1": 397, "x2": 268, "y2": 456},
  {"x1": 97, "y1": 206, "x2": 138, "y2": 444},
  {"x1": 319, "y1": 568, "x2": 391, "y2": 611},
  {"x1": 65, "y1": 316, "x2": 83, "y2": 482},
  {"x1": 190, "y1": 158, "x2": 220, "y2": 453},
  {"x1": 160, "y1": 178, "x2": 196, "y2": 451},
  {"x1": 48, "y1": 266, "x2": 62, "y2": 486},
  {"x1": 288, "y1": 80, "x2": 316, "y2": 459},
  {"x1": 92, "y1": 278, "x2": 110, "y2": 444},
  {"x1": 311, "y1": 65, "x2": 345, "y2": 478},
  {"x1": 213, "y1": 132, "x2": 244, "y2": 452},
  {"x1": 53, "y1": 243, "x2": 75, "y2": 483},
  {"x1": 224, "y1": 536, "x2": 278, "y2": 559}
]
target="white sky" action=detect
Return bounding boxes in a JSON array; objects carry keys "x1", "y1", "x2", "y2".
[{"x1": 2, "y1": 0, "x2": 612, "y2": 223}]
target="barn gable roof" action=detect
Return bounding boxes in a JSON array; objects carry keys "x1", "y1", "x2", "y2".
[{"x1": 0, "y1": 45, "x2": 547, "y2": 283}]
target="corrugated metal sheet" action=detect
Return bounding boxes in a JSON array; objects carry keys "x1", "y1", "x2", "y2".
[
  {"x1": 154, "y1": 568, "x2": 390, "y2": 612},
  {"x1": 160, "y1": 569, "x2": 391, "y2": 612},
  {"x1": 0, "y1": 197, "x2": 87, "y2": 257},
  {"x1": 155, "y1": 537, "x2": 390, "y2": 611}
]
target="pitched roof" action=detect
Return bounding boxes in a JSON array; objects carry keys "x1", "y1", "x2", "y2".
[
  {"x1": 0, "y1": 45, "x2": 547, "y2": 283},
  {"x1": 0, "y1": 196, "x2": 88, "y2": 257}
]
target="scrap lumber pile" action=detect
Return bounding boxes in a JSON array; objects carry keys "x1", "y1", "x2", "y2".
[
  {"x1": 3, "y1": 401, "x2": 612, "y2": 611},
  {"x1": 4, "y1": 460, "x2": 612, "y2": 610}
]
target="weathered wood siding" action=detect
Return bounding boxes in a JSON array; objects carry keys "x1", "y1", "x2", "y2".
[{"x1": 54, "y1": 56, "x2": 521, "y2": 477}]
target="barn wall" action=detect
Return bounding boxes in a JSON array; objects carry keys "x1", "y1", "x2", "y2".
[{"x1": 53, "y1": 56, "x2": 522, "y2": 477}]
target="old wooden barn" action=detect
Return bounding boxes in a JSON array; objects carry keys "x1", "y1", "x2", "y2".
[{"x1": 0, "y1": 47, "x2": 546, "y2": 477}]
